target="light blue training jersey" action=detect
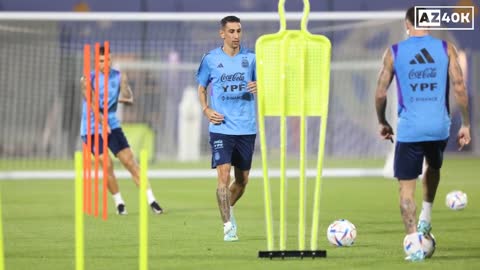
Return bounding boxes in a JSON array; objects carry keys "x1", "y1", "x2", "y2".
[
  {"x1": 196, "y1": 46, "x2": 257, "y2": 135},
  {"x1": 80, "y1": 69, "x2": 122, "y2": 136},
  {"x1": 391, "y1": 35, "x2": 450, "y2": 142}
]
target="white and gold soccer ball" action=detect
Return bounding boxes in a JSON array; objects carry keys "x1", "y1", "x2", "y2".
[
  {"x1": 446, "y1": 190, "x2": 468, "y2": 210},
  {"x1": 326, "y1": 219, "x2": 357, "y2": 247}
]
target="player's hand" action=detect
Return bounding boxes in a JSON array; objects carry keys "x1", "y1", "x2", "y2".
[
  {"x1": 247, "y1": 81, "x2": 257, "y2": 94},
  {"x1": 80, "y1": 76, "x2": 87, "y2": 88},
  {"x1": 204, "y1": 108, "x2": 224, "y2": 125},
  {"x1": 379, "y1": 122, "x2": 394, "y2": 143},
  {"x1": 457, "y1": 125, "x2": 471, "y2": 151},
  {"x1": 118, "y1": 97, "x2": 133, "y2": 105}
]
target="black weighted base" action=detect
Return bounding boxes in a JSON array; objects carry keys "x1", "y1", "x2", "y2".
[{"x1": 258, "y1": 250, "x2": 327, "y2": 259}]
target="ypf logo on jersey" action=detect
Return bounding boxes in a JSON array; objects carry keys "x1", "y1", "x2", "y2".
[{"x1": 415, "y1": 6, "x2": 474, "y2": 30}]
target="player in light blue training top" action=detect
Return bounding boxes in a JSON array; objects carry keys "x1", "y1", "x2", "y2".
[
  {"x1": 197, "y1": 15, "x2": 257, "y2": 242},
  {"x1": 375, "y1": 7, "x2": 471, "y2": 261},
  {"x1": 81, "y1": 46, "x2": 163, "y2": 215}
]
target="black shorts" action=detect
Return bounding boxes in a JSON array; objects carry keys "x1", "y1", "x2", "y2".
[
  {"x1": 81, "y1": 127, "x2": 130, "y2": 156},
  {"x1": 209, "y1": 132, "x2": 256, "y2": 170},
  {"x1": 394, "y1": 139, "x2": 448, "y2": 180}
]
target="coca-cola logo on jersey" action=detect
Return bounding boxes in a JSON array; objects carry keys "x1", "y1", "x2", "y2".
[
  {"x1": 408, "y1": 68, "x2": 437, "y2": 80},
  {"x1": 221, "y1": 72, "x2": 245, "y2": 82}
]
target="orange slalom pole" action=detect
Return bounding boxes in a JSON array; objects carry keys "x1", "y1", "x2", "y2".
[
  {"x1": 102, "y1": 41, "x2": 110, "y2": 220},
  {"x1": 84, "y1": 44, "x2": 92, "y2": 215},
  {"x1": 94, "y1": 43, "x2": 100, "y2": 218}
]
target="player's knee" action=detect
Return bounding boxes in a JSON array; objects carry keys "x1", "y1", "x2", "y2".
[
  {"x1": 235, "y1": 177, "x2": 249, "y2": 187},
  {"x1": 217, "y1": 165, "x2": 231, "y2": 177},
  {"x1": 119, "y1": 154, "x2": 136, "y2": 169},
  {"x1": 100, "y1": 155, "x2": 113, "y2": 169},
  {"x1": 125, "y1": 158, "x2": 136, "y2": 169},
  {"x1": 217, "y1": 174, "x2": 231, "y2": 187},
  {"x1": 426, "y1": 165, "x2": 440, "y2": 172},
  {"x1": 219, "y1": 175, "x2": 230, "y2": 185}
]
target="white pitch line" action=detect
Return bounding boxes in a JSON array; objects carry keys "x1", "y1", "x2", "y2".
[{"x1": 0, "y1": 168, "x2": 384, "y2": 180}]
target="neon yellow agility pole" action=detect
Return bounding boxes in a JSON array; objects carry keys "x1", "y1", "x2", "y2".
[
  {"x1": 139, "y1": 149, "x2": 148, "y2": 270},
  {"x1": 278, "y1": 22, "x2": 287, "y2": 252},
  {"x1": 0, "y1": 191, "x2": 4, "y2": 270},
  {"x1": 310, "y1": 116, "x2": 329, "y2": 250},
  {"x1": 258, "y1": 92, "x2": 274, "y2": 251},
  {"x1": 297, "y1": 20, "x2": 307, "y2": 252},
  {"x1": 75, "y1": 151, "x2": 84, "y2": 270}
]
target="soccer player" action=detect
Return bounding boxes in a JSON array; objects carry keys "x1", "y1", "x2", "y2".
[
  {"x1": 196, "y1": 15, "x2": 257, "y2": 241},
  {"x1": 80, "y1": 46, "x2": 163, "y2": 215},
  {"x1": 375, "y1": 7, "x2": 471, "y2": 261}
]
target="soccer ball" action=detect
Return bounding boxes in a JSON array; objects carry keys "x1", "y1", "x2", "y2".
[
  {"x1": 327, "y1": 219, "x2": 357, "y2": 247},
  {"x1": 446, "y1": 190, "x2": 468, "y2": 210},
  {"x1": 403, "y1": 232, "x2": 436, "y2": 258}
]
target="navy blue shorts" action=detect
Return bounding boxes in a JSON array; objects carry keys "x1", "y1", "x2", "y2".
[
  {"x1": 209, "y1": 132, "x2": 256, "y2": 170},
  {"x1": 81, "y1": 128, "x2": 130, "y2": 156},
  {"x1": 394, "y1": 139, "x2": 448, "y2": 180}
]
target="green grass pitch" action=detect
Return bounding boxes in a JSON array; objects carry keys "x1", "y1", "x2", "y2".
[{"x1": 1, "y1": 157, "x2": 479, "y2": 270}]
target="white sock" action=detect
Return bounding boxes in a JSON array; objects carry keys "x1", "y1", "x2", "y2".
[
  {"x1": 419, "y1": 201, "x2": 432, "y2": 222},
  {"x1": 146, "y1": 188, "x2": 156, "y2": 205},
  {"x1": 112, "y1": 192, "x2": 125, "y2": 206},
  {"x1": 230, "y1": 206, "x2": 234, "y2": 215},
  {"x1": 224, "y1": 221, "x2": 233, "y2": 234}
]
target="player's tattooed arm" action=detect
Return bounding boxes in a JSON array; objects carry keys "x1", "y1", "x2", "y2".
[
  {"x1": 448, "y1": 43, "x2": 471, "y2": 150},
  {"x1": 375, "y1": 48, "x2": 394, "y2": 125},
  {"x1": 198, "y1": 85, "x2": 208, "y2": 112},
  {"x1": 375, "y1": 48, "x2": 394, "y2": 142},
  {"x1": 80, "y1": 75, "x2": 88, "y2": 98},
  {"x1": 119, "y1": 72, "x2": 134, "y2": 104},
  {"x1": 80, "y1": 75, "x2": 98, "y2": 111},
  {"x1": 448, "y1": 43, "x2": 469, "y2": 127},
  {"x1": 198, "y1": 85, "x2": 224, "y2": 124}
]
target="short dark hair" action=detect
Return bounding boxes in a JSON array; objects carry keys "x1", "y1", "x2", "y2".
[
  {"x1": 406, "y1": 6, "x2": 415, "y2": 24},
  {"x1": 406, "y1": 6, "x2": 428, "y2": 25},
  {"x1": 99, "y1": 46, "x2": 110, "y2": 56},
  {"x1": 220, "y1": 15, "x2": 240, "y2": 28}
]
